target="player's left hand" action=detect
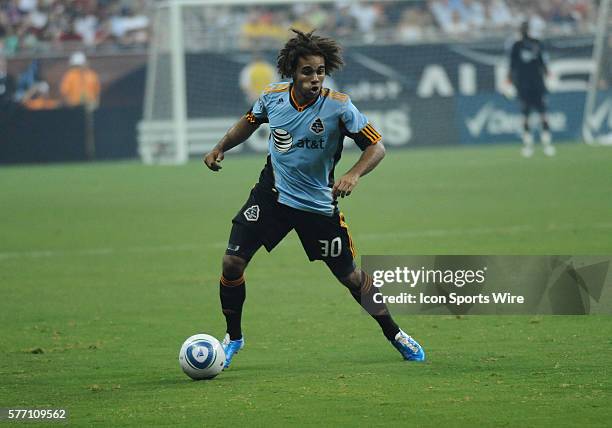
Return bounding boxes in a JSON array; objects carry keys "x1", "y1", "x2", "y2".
[{"x1": 332, "y1": 172, "x2": 359, "y2": 198}]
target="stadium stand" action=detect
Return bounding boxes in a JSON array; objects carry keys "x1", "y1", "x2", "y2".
[{"x1": 0, "y1": 0, "x2": 597, "y2": 56}]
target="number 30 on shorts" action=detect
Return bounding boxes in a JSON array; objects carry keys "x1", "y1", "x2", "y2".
[{"x1": 319, "y1": 237, "x2": 342, "y2": 257}]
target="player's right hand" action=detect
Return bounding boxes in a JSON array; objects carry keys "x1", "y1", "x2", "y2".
[{"x1": 203, "y1": 149, "x2": 224, "y2": 171}]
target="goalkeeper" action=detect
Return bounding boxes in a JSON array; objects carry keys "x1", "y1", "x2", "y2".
[
  {"x1": 203, "y1": 29, "x2": 425, "y2": 369},
  {"x1": 508, "y1": 21, "x2": 556, "y2": 157}
]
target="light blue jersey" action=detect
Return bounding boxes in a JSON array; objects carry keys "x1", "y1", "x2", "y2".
[{"x1": 246, "y1": 82, "x2": 381, "y2": 216}]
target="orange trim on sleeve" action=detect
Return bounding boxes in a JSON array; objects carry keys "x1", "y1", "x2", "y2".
[
  {"x1": 360, "y1": 124, "x2": 382, "y2": 144},
  {"x1": 366, "y1": 124, "x2": 382, "y2": 139}
]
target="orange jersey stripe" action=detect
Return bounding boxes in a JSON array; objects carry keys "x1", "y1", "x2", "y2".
[
  {"x1": 290, "y1": 87, "x2": 317, "y2": 112},
  {"x1": 361, "y1": 125, "x2": 381, "y2": 143},
  {"x1": 361, "y1": 126, "x2": 376, "y2": 141},
  {"x1": 362, "y1": 273, "x2": 373, "y2": 294},
  {"x1": 366, "y1": 124, "x2": 382, "y2": 139},
  {"x1": 263, "y1": 83, "x2": 290, "y2": 94},
  {"x1": 339, "y1": 213, "x2": 357, "y2": 258}
]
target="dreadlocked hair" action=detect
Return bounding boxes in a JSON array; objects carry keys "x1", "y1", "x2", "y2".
[{"x1": 277, "y1": 29, "x2": 344, "y2": 78}]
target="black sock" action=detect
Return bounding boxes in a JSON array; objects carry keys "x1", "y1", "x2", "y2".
[
  {"x1": 219, "y1": 275, "x2": 246, "y2": 340},
  {"x1": 371, "y1": 315, "x2": 400, "y2": 341},
  {"x1": 349, "y1": 272, "x2": 400, "y2": 341}
]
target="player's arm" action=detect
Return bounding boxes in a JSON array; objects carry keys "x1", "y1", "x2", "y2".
[
  {"x1": 507, "y1": 43, "x2": 518, "y2": 84},
  {"x1": 203, "y1": 115, "x2": 260, "y2": 172},
  {"x1": 538, "y1": 42, "x2": 549, "y2": 76},
  {"x1": 333, "y1": 142, "x2": 385, "y2": 198},
  {"x1": 334, "y1": 114, "x2": 385, "y2": 198}
]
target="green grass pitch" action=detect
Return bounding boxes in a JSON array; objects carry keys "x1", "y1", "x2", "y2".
[{"x1": 1, "y1": 143, "x2": 611, "y2": 426}]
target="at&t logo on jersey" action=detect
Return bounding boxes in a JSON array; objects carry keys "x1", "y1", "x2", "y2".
[
  {"x1": 272, "y1": 128, "x2": 293, "y2": 153},
  {"x1": 295, "y1": 138, "x2": 325, "y2": 149}
]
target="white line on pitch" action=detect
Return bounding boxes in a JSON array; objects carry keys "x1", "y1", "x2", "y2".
[
  {"x1": 1, "y1": 223, "x2": 611, "y2": 261},
  {"x1": 0, "y1": 243, "x2": 213, "y2": 261}
]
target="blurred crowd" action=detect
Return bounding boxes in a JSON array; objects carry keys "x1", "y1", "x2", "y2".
[
  {"x1": 0, "y1": 0, "x2": 600, "y2": 56},
  {"x1": 231, "y1": 0, "x2": 597, "y2": 47},
  {"x1": 0, "y1": 0, "x2": 149, "y2": 55}
]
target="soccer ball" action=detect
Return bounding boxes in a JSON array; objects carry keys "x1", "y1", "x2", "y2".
[{"x1": 179, "y1": 334, "x2": 226, "y2": 380}]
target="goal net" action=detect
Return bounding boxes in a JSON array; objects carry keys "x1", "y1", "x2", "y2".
[{"x1": 583, "y1": 0, "x2": 612, "y2": 145}]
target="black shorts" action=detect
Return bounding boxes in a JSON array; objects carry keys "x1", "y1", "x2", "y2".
[
  {"x1": 225, "y1": 185, "x2": 356, "y2": 278},
  {"x1": 518, "y1": 89, "x2": 547, "y2": 114}
]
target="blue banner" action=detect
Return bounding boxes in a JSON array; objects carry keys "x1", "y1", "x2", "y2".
[{"x1": 455, "y1": 92, "x2": 612, "y2": 145}]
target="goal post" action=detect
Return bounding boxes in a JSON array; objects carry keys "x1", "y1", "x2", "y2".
[
  {"x1": 582, "y1": 0, "x2": 612, "y2": 145},
  {"x1": 139, "y1": 0, "x2": 189, "y2": 164}
]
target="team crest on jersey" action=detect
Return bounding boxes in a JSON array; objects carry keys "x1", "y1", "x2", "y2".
[
  {"x1": 310, "y1": 118, "x2": 325, "y2": 135},
  {"x1": 272, "y1": 128, "x2": 293, "y2": 153},
  {"x1": 520, "y1": 48, "x2": 537, "y2": 63},
  {"x1": 244, "y1": 205, "x2": 260, "y2": 222}
]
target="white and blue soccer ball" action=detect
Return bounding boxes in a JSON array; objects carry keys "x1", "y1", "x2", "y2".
[{"x1": 179, "y1": 334, "x2": 225, "y2": 380}]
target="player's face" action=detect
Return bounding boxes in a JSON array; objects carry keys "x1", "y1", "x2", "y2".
[{"x1": 293, "y1": 55, "x2": 325, "y2": 103}]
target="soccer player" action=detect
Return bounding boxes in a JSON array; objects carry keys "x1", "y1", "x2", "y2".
[
  {"x1": 203, "y1": 29, "x2": 425, "y2": 369},
  {"x1": 508, "y1": 21, "x2": 556, "y2": 157}
]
